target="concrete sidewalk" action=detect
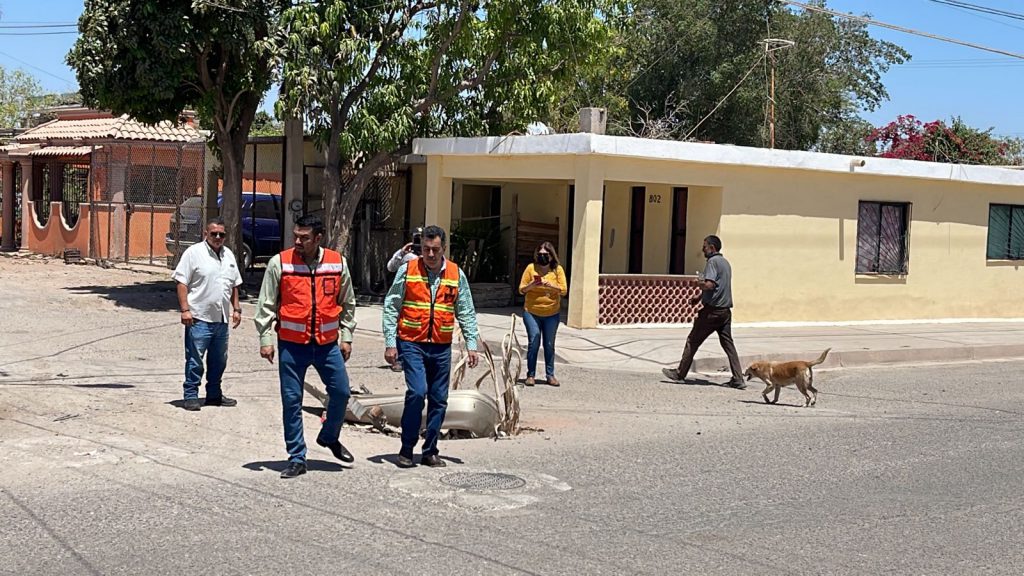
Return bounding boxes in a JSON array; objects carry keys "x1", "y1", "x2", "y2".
[{"x1": 354, "y1": 304, "x2": 1024, "y2": 375}]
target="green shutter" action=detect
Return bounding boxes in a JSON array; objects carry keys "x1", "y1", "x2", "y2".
[
  {"x1": 1011, "y1": 206, "x2": 1024, "y2": 259},
  {"x1": 988, "y1": 205, "x2": 1011, "y2": 260}
]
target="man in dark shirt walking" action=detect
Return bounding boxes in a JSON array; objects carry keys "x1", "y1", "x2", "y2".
[{"x1": 662, "y1": 235, "x2": 746, "y2": 389}]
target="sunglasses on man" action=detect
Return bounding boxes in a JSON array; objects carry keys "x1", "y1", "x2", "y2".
[{"x1": 209, "y1": 231, "x2": 226, "y2": 238}]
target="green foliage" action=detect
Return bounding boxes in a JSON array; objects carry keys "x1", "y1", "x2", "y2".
[
  {"x1": 250, "y1": 110, "x2": 283, "y2": 136},
  {"x1": 814, "y1": 114, "x2": 875, "y2": 155},
  {"x1": 68, "y1": 0, "x2": 282, "y2": 128},
  {"x1": 275, "y1": 0, "x2": 613, "y2": 249},
  {"x1": 68, "y1": 0, "x2": 288, "y2": 259},
  {"x1": 610, "y1": 0, "x2": 909, "y2": 149},
  {"x1": 0, "y1": 67, "x2": 43, "y2": 128}
]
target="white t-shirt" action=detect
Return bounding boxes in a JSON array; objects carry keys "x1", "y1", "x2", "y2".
[
  {"x1": 172, "y1": 242, "x2": 244, "y2": 323},
  {"x1": 387, "y1": 248, "x2": 419, "y2": 273}
]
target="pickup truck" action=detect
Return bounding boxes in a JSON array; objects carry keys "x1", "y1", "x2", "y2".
[{"x1": 165, "y1": 193, "x2": 282, "y2": 269}]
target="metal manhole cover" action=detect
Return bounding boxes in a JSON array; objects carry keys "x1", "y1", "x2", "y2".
[{"x1": 439, "y1": 472, "x2": 526, "y2": 490}]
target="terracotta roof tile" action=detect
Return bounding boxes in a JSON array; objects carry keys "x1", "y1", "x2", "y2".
[
  {"x1": 15, "y1": 114, "x2": 203, "y2": 144},
  {"x1": 28, "y1": 146, "x2": 96, "y2": 157}
]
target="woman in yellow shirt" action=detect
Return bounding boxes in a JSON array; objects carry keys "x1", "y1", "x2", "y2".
[{"x1": 518, "y1": 242, "x2": 568, "y2": 386}]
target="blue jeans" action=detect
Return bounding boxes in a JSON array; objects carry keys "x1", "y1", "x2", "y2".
[
  {"x1": 397, "y1": 340, "x2": 451, "y2": 457},
  {"x1": 183, "y1": 321, "x2": 228, "y2": 401},
  {"x1": 278, "y1": 340, "x2": 352, "y2": 464},
  {"x1": 523, "y1": 311, "x2": 560, "y2": 379}
]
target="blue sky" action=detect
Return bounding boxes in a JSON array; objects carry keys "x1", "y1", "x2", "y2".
[{"x1": 4, "y1": 0, "x2": 1024, "y2": 137}]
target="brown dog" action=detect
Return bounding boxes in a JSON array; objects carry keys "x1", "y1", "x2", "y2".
[{"x1": 743, "y1": 348, "x2": 831, "y2": 407}]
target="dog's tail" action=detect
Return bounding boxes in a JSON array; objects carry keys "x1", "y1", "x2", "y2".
[{"x1": 808, "y1": 348, "x2": 831, "y2": 367}]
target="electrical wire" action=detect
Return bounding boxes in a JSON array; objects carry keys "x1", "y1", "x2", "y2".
[
  {"x1": 926, "y1": 0, "x2": 1024, "y2": 21},
  {"x1": 781, "y1": 0, "x2": 1024, "y2": 60}
]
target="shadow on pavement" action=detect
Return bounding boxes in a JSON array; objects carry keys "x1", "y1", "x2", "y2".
[
  {"x1": 738, "y1": 399, "x2": 805, "y2": 408},
  {"x1": 661, "y1": 378, "x2": 720, "y2": 386},
  {"x1": 367, "y1": 453, "x2": 465, "y2": 467},
  {"x1": 242, "y1": 459, "x2": 343, "y2": 473},
  {"x1": 66, "y1": 281, "x2": 178, "y2": 312}
]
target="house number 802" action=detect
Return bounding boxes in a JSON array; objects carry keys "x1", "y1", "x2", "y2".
[{"x1": 648, "y1": 194, "x2": 662, "y2": 204}]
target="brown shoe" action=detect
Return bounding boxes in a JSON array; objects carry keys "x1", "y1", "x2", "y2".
[
  {"x1": 524, "y1": 377, "x2": 536, "y2": 386},
  {"x1": 421, "y1": 454, "x2": 447, "y2": 468},
  {"x1": 546, "y1": 376, "x2": 560, "y2": 387}
]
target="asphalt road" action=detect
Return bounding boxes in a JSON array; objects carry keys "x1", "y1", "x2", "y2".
[{"x1": 1, "y1": 256, "x2": 1023, "y2": 575}]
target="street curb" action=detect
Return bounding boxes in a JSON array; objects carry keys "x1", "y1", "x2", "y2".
[{"x1": 690, "y1": 344, "x2": 1024, "y2": 373}]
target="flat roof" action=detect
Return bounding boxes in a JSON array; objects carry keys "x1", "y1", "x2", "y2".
[{"x1": 413, "y1": 133, "x2": 1024, "y2": 188}]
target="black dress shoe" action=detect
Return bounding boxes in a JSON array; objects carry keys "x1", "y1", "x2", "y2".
[
  {"x1": 316, "y1": 438, "x2": 354, "y2": 463},
  {"x1": 396, "y1": 454, "x2": 415, "y2": 468},
  {"x1": 280, "y1": 462, "x2": 307, "y2": 479},
  {"x1": 183, "y1": 399, "x2": 202, "y2": 411},
  {"x1": 204, "y1": 396, "x2": 237, "y2": 407},
  {"x1": 420, "y1": 454, "x2": 447, "y2": 468}
]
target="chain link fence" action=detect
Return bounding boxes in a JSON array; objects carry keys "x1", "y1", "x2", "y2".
[{"x1": 89, "y1": 141, "x2": 207, "y2": 265}]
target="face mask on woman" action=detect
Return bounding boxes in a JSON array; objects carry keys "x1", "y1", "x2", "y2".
[{"x1": 536, "y1": 253, "x2": 550, "y2": 266}]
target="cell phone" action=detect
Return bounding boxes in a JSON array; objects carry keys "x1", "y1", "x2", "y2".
[
  {"x1": 533, "y1": 274, "x2": 542, "y2": 283},
  {"x1": 411, "y1": 241, "x2": 422, "y2": 255}
]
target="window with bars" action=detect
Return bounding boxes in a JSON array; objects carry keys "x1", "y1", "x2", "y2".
[
  {"x1": 856, "y1": 201, "x2": 910, "y2": 275},
  {"x1": 986, "y1": 204, "x2": 1024, "y2": 260}
]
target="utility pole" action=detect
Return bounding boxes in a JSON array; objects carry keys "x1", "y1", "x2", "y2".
[{"x1": 761, "y1": 38, "x2": 795, "y2": 149}]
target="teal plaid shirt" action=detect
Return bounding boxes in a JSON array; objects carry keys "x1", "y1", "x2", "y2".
[{"x1": 382, "y1": 258, "x2": 479, "y2": 350}]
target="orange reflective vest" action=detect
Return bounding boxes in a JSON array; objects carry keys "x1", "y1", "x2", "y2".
[
  {"x1": 397, "y1": 258, "x2": 460, "y2": 344},
  {"x1": 277, "y1": 248, "x2": 345, "y2": 345}
]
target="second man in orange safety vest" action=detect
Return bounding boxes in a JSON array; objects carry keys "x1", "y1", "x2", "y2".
[{"x1": 382, "y1": 225, "x2": 480, "y2": 468}]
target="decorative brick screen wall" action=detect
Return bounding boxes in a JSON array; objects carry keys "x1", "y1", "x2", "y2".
[{"x1": 598, "y1": 274, "x2": 702, "y2": 325}]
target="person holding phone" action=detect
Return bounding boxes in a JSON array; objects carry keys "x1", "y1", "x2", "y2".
[
  {"x1": 385, "y1": 227, "x2": 424, "y2": 371},
  {"x1": 518, "y1": 242, "x2": 568, "y2": 386}
]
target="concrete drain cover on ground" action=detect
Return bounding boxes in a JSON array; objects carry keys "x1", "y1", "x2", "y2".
[{"x1": 439, "y1": 472, "x2": 527, "y2": 490}]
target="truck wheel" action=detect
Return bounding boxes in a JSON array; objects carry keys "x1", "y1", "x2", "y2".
[{"x1": 241, "y1": 243, "x2": 253, "y2": 270}]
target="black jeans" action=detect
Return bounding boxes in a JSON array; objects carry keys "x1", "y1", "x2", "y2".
[{"x1": 676, "y1": 307, "x2": 743, "y2": 382}]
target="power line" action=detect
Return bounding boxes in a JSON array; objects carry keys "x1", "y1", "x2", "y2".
[
  {"x1": 0, "y1": 24, "x2": 77, "y2": 29},
  {"x1": 927, "y1": 0, "x2": 1024, "y2": 22},
  {"x1": 0, "y1": 31, "x2": 79, "y2": 36},
  {"x1": 929, "y1": 0, "x2": 1024, "y2": 32},
  {"x1": 0, "y1": 48, "x2": 77, "y2": 85},
  {"x1": 782, "y1": 0, "x2": 1024, "y2": 60}
]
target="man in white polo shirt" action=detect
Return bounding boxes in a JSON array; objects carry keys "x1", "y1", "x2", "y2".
[{"x1": 173, "y1": 217, "x2": 244, "y2": 411}]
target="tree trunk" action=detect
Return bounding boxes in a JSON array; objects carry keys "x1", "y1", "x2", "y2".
[{"x1": 215, "y1": 131, "x2": 247, "y2": 267}]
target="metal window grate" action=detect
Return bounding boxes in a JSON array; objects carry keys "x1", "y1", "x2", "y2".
[{"x1": 856, "y1": 201, "x2": 910, "y2": 275}]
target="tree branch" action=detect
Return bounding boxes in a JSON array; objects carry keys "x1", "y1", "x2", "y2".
[
  {"x1": 413, "y1": 29, "x2": 512, "y2": 116},
  {"x1": 337, "y1": 2, "x2": 428, "y2": 127},
  {"x1": 424, "y1": 0, "x2": 473, "y2": 110}
]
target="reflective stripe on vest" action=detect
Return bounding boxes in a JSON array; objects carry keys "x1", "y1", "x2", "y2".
[
  {"x1": 277, "y1": 247, "x2": 345, "y2": 345},
  {"x1": 397, "y1": 258, "x2": 460, "y2": 344}
]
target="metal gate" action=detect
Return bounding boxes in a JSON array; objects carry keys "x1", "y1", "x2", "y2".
[{"x1": 89, "y1": 141, "x2": 207, "y2": 265}]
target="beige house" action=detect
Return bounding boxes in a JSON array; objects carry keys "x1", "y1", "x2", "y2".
[{"x1": 408, "y1": 133, "x2": 1024, "y2": 328}]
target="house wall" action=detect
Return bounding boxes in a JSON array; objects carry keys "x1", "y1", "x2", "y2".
[
  {"x1": 601, "y1": 182, "x2": 629, "y2": 273},
  {"x1": 25, "y1": 202, "x2": 91, "y2": 256},
  {"x1": 409, "y1": 164, "x2": 427, "y2": 229},
  {"x1": 719, "y1": 167, "x2": 1023, "y2": 322},
  {"x1": 599, "y1": 156, "x2": 1024, "y2": 322},
  {"x1": 422, "y1": 148, "x2": 1024, "y2": 323},
  {"x1": 502, "y1": 181, "x2": 568, "y2": 260}
]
